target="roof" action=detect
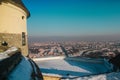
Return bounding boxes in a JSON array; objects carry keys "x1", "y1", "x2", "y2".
[
  {"x1": 35, "y1": 57, "x2": 113, "y2": 78},
  {"x1": 0, "y1": 0, "x2": 30, "y2": 18}
]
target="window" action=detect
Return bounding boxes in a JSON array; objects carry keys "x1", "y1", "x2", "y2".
[
  {"x1": 22, "y1": 16, "x2": 25, "y2": 20},
  {"x1": 22, "y1": 32, "x2": 26, "y2": 46}
]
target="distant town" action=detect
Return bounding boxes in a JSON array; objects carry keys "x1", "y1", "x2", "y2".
[{"x1": 28, "y1": 40, "x2": 120, "y2": 59}]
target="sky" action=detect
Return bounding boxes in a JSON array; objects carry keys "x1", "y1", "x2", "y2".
[{"x1": 23, "y1": 0, "x2": 120, "y2": 38}]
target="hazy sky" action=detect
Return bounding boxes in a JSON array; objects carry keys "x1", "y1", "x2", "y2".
[{"x1": 23, "y1": 0, "x2": 120, "y2": 37}]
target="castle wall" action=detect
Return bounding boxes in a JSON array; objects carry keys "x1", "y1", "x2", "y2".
[{"x1": 0, "y1": 2, "x2": 28, "y2": 56}]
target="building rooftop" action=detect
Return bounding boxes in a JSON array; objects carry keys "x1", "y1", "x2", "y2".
[{"x1": 34, "y1": 57, "x2": 113, "y2": 78}]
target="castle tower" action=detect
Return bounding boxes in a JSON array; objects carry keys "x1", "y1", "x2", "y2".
[{"x1": 0, "y1": 0, "x2": 30, "y2": 56}]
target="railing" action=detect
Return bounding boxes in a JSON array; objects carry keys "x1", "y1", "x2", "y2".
[{"x1": 0, "y1": 47, "x2": 22, "y2": 80}]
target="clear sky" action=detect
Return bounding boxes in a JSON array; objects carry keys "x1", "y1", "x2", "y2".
[{"x1": 23, "y1": 0, "x2": 120, "y2": 37}]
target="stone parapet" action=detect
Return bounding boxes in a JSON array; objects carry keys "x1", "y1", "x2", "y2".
[{"x1": 0, "y1": 33, "x2": 28, "y2": 56}]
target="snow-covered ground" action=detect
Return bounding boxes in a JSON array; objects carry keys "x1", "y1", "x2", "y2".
[{"x1": 35, "y1": 57, "x2": 113, "y2": 79}]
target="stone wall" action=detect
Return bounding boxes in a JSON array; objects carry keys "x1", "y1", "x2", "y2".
[{"x1": 0, "y1": 33, "x2": 28, "y2": 56}]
